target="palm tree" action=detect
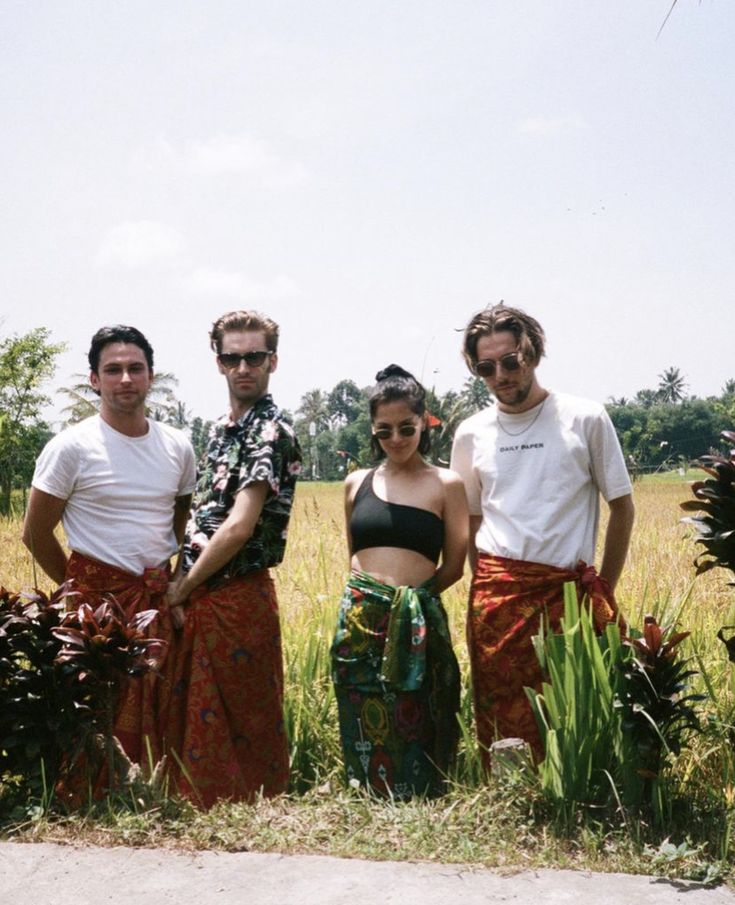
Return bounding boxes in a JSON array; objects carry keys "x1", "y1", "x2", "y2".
[
  {"x1": 634, "y1": 388, "x2": 659, "y2": 409},
  {"x1": 296, "y1": 389, "x2": 330, "y2": 432},
  {"x1": 460, "y1": 376, "x2": 492, "y2": 413},
  {"x1": 57, "y1": 378, "x2": 99, "y2": 423},
  {"x1": 657, "y1": 367, "x2": 687, "y2": 404},
  {"x1": 426, "y1": 379, "x2": 492, "y2": 466},
  {"x1": 295, "y1": 389, "x2": 330, "y2": 480},
  {"x1": 326, "y1": 380, "x2": 364, "y2": 429}
]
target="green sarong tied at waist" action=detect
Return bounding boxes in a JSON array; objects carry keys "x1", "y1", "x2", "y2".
[
  {"x1": 331, "y1": 570, "x2": 456, "y2": 694},
  {"x1": 330, "y1": 570, "x2": 461, "y2": 798}
]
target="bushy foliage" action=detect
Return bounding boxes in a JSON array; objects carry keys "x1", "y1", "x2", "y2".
[
  {"x1": 0, "y1": 327, "x2": 65, "y2": 513},
  {"x1": 0, "y1": 584, "x2": 163, "y2": 807},
  {"x1": 527, "y1": 585, "x2": 704, "y2": 819},
  {"x1": 0, "y1": 586, "x2": 83, "y2": 800},
  {"x1": 681, "y1": 430, "x2": 735, "y2": 581},
  {"x1": 609, "y1": 400, "x2": 728, "y2": 476},
  {"x1": 617, "y1": 617, "x2": 703, "y2": 788}
]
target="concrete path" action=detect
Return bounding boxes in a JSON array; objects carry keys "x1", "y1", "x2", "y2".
[{"x1": 1, "y1": 841, "x2": 733, "y2": 905}]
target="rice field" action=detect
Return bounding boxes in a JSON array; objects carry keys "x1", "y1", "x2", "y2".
[
  {"x1": 2, "y1": 477, "x2": 735, "y2": 876},
  {"x1": 276, "y1": 479, "x2": 735, "y2": 779},
  {"x1": 2, "y1": 478, "x2": 735, "y2": 775}
]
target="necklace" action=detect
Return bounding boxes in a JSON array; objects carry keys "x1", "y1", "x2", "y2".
[{"x1": 496, "y1": 395, "x2": 548, "y2": 437}]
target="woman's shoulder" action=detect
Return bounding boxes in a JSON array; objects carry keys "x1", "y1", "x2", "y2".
[{"x1": 345, "y1": 467, "x2": 371, "y2": 494}]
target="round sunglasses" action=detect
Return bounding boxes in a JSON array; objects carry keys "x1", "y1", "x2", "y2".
[
  {"x1": 372, "y1": 423, "x2": 420, "y2": 441},
  {"x1": 473, "y1": 350, "x2": 524, "y2": 378}
]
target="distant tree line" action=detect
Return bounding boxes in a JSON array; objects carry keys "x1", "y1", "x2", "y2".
[
  {"x1": 3, "y1": 327, "x2": 735, "y2": 513},
  {"x1": 606, "y1": 367, "x2": 735, "y2": 476},
  {"x1": 291, "y1": 377, "x2": 492, "y2": 480}
]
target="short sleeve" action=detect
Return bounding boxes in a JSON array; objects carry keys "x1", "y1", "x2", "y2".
[
  {"x1": 237, "y1": 419, "x2": 298, "y2": 495},
  {"x1": 450, "y1": 423, "x2": 483, "y2": 515},
  {"x1": 32, "y1": 433, "x2": 79, "y2": 501},
  {"x1": 177, "y1": 440, "x2": 197, "y2": 496}
]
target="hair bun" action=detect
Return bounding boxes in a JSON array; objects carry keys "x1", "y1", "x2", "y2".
[{"x1": 375, "y1": 364, "x2": 415, "y2": 382}]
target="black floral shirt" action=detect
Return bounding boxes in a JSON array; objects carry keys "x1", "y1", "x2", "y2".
[{"x1": 182, "y1": 394, "x2": 302, "y2": 584}]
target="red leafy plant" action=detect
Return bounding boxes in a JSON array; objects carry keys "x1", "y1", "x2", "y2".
[
  {"x1": 52, "y1": 595, "x2": 165, "y2": 794},
  {"x1": 617, "y1": 615, "x2": 703, "y2": 790},
  {"x1": 0, "y1": 582, "x2": 165, "y2": 809},
  {"x1": 0, "y1": 585, "x2": 79, "y2": 803}
]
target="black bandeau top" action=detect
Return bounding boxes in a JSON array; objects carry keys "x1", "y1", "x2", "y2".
[{"x1": 350, "y1": 469, "x2": 444, "y2": 565}]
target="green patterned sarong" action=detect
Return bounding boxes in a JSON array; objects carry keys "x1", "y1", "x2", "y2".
[{"x1": 331, "y1": 570, "x2": 461, "y2": 799}]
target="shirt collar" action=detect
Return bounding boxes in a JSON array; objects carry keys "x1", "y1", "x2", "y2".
[{"x1": 222, "y1": 393, "x2": 275, "y2": 431}]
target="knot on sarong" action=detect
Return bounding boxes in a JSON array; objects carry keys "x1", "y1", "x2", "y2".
[
  {"x1": 332, "y1": 572, "x2": 455, "y2": 694},
  {"x1": 575, "y1": 560, "x2": 624, "y2": 634},
  {"x1": 64, "y1": 553, "x2": 170, "y2": 622},
  {"x1": 577, "y1": 560, "x2": 601, "y2": 591},
  {"x1": 378, "y1": 584, "x2": 428, "y2": 690}
]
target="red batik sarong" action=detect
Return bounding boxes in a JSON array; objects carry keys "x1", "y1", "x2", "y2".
[
  {"x1": 468, "y1": 553, "x2": 624, "y2": 765},
  {"x1": 64, "y1": 552, "x2": 171, "y2": 763},
  {"x1": 163, "y1": 569, "x2": 289, "y2": 809}
]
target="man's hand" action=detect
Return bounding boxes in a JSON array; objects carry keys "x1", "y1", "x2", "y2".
[{"x1": 166, "y1": 576, "x2": 188, "y2": 629}]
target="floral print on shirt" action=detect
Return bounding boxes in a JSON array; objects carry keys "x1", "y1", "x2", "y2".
[{"x1": 182, "y1": 394, "x2": 302, "y2": 584}]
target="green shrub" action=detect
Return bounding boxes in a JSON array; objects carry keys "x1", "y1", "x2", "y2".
[
  {"x1": 0, "y1": 586, "x2": 83, "y2": 803},
  {"x1": 527, "y1": 583, "x2": 704, "y2": 821}
]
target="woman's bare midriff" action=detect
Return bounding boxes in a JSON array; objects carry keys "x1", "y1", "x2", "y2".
[{"x1": 350, "y1": 546, "x2": 436, "y2": 589}]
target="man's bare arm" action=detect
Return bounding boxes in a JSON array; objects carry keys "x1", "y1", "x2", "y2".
[
  {"x1": 22, "y1": 488, "x2": 68, "y2": 585},
  {"x1": 167, "y1": 481, "x2": 269, "y2": 609},
  {"x1": 599, "y1": 493, "x2": 635, "y2": 591},
  {"x1": 468, "y1": 515, "x2": 482, "y2": 573},
  {"x1": 173, "y1": 494, "x2": 192, "y2": 545}
]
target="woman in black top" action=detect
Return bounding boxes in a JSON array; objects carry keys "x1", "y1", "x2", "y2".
[{"x1": 330, "y1": 365, "x2": 468, "y2": 798}]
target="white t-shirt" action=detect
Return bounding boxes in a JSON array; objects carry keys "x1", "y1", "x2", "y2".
[
  {"x1": 450, "y1": 391, "x2": 632, "y2": 571},
  {"x1": 32, "y1": 415, "x2": 197, "y2": 575}
]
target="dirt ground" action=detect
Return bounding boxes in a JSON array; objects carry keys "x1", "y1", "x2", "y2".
[{"x1": 1, "y1": 841, "x2": 734, "y2": 905}]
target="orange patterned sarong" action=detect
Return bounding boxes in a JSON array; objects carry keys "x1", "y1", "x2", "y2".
[
  {"x1": 469, "y1": 553, "x2": 623, "y2": 764},
  {"x1": 64, "y1": 551, "x2": 171, "y2": 764},
  {"x1": 163, "y1": 570, "x2": 288, "y2": 809}
]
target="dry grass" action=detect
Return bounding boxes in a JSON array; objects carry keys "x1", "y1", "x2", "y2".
[{"x1": 2, "y1": 477, "x2": 735, "y2": 879}]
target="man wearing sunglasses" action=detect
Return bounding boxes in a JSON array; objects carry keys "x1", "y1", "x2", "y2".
[
  {"x1": 450, "y1": 303, "x2": 634, "y2": 765},
  {"x1": 164, "y1": 309, "x2": 301, "y2": 808}
]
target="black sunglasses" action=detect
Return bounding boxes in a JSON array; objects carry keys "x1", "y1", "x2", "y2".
[
  {"x1": 218, "y1": 351, "x2": 273, "y2": 370},
  {"x1": 372, "y1": 424, "x2": 419, "y2": 441},
  {"x1": 473, "y1": 350, "x2": 524, "y2": 378}
]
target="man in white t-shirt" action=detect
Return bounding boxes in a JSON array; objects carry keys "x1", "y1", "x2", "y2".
[
  {"x1": 22, "y1": 325, "x2": 196, "y2": 768},
  {"x1": 450, "y1": 304, "x2": 635, "y2": 762}
]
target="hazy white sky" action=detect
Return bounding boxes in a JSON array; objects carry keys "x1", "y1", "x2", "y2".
[{"x1": 2, "y1": 1, "x2": 733, "y2": 425}]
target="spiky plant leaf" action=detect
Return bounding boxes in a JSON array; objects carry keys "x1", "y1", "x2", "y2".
[{"x1": 681, "y1": 431, "x2": 735, "y2": 581}]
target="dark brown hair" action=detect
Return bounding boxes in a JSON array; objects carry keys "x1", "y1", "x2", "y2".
[
  {"x1": 88, "y1": 325, "x2": 154, "y2": 373},
  {"x1": 461, "y1": 303, "x2": 546, "y2": 371}
]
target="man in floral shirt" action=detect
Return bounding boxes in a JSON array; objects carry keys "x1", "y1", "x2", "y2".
[{"x1": 165, "y1": 310, "x2": 301, "y2": 808}]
